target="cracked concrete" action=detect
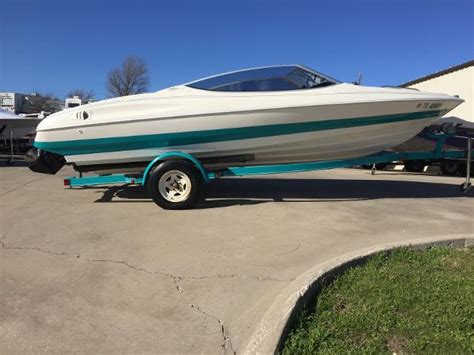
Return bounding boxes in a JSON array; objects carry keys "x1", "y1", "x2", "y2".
[
  {"x1": 0, "y1": 234, "x2": 267, "y2": 354},
  {"x1": 0, "y1": 234, "x2": 260, "y2": 354},
  {"x1": 0, "y1": 165, "x2": 472, "y2": 353},
  {"x1": 188, "y1": 303, "x2": 236, "y2": 354},
  {"x1": 2, "y1": 234, "x2": 290, "y2": 283}
]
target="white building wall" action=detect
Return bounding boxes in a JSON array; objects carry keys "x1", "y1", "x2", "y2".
[
  {"x1": 0, "y1": 92, "x2": 16, "y2": 112},
  {"x1": 0, "y1": 92, "x2": 30, "y2": 114},
  {"x1": 408, "y1": 66, "x2": 473, "y2": 124}
]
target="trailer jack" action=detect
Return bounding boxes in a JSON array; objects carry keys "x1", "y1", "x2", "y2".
[{"x1": 460, "y1": 137, "x2": 472, "y2": 193}]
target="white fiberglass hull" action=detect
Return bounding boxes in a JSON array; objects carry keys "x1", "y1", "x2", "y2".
[
  {"x1": 33, "y1": 83, "x2": 463, "y2": 173},
  {"x1": 65, "y1": 105, "x2": 437, "y2": 169},
  {"x1": 0, "y1": 110, "x2": 41, "y2": 140}
]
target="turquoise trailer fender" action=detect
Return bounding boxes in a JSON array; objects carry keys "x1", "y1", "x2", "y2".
[{"x1": 141, "y1": 151, "x2": 210, "y2": 186}]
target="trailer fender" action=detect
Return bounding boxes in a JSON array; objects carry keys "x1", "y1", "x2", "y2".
[{"x1": 142, "y1": 151, "x2": 209, "y2": 186}]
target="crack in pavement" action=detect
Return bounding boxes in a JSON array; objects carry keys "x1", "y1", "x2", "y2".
[
  {"x1": 0, "y1": 239, "x2": 291, "y2": 283},
  {"x1": 0, "y1": 176, "x2": 48, "y2": 197},
  {"x1": 276, "y1": 243, "x2": 301, "y2": 256},
  {"x1": 0, "y1": 238, "x2": 293, "y2": 353},
  {"x1": 0, "y1": 232, "x2": 7, "y2": 245},
  {"x1": 1, "y1": 233, "x2": 82, "y2": 258},
  {"x1": 86, "y1": 258, "x2": 181, "y2": 282},
  {"x1": 182, "y1": 273, "x2": 291, "y2": 282},
  {"x1": 189, "y1": 303, "x2": 236, "y2": 355},
  {"x1": 1, "y1": 244, "x2": 81, "y2": 258}
]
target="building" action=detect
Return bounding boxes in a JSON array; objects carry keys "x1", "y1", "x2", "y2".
[
  {"x1": 400, "y1": 60, "x2": 473, "y2": 129},
  {"x1": 0, "y1": 92, "x2": 64, "y2": 115},
  {"x1": 0, "y1": 92, "x2": 30, "y2": 114}
]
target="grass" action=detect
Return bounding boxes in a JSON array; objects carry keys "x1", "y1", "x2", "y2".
[{"x1": 282, "y1": 246, "x2": 474, "y2": 354}]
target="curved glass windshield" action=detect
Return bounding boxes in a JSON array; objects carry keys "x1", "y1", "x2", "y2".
[{"x1": 186, "y1": 65, "x2": 339, "y2": 92}]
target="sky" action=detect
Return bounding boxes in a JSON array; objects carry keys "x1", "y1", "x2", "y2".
[{"x1": 1, "y1": 0, "x2": 473, "y2": 99}]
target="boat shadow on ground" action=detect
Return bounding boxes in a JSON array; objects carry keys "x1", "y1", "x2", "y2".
[
  {"x1": 0, "y1": 160, "x2": 29, "y2": 167},
  {"x1": 88, "y1": 178, "x2": 473, "y2": 208}
]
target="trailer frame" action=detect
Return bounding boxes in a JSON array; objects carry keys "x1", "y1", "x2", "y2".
[{"x1": 63, "y1": 133, "x2": 473, "y2": 194}]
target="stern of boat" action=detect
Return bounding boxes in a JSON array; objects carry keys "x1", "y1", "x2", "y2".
[{"x1": 26, "y1": 148, "x2": 65, "y2": 174}]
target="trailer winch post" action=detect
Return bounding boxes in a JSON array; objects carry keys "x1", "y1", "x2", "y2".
[
  {"x1": 8, "y1": 130, "x2": 14, "y2": 165},
  {"x1": 460, "y1": 137, "x2": 472, "y2": 193}
]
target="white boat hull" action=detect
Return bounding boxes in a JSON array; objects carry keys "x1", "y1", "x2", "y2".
[
  {"x1": 32, "y1": 83, "x2": 463, "y2": 174},
  {"x1": 0, "y1": 110, "x2": 41, "y2": 140},
  {"x1": 67, "y1": 113, "x2": 435, "y2": 169}
]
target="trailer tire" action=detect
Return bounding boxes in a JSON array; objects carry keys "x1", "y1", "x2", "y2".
[
  {"x1": 147, "y1": 159, "x2": 203, "y2": 210},
  {"x1": 404, "y1": 160, "x2": 426, "y2": 173},
  {"x1": 456, "y1": 162, "x2": 473, "y2": 177},
  {"x1": 440, "y1": 160, "x2": 459, "y2": 176}
]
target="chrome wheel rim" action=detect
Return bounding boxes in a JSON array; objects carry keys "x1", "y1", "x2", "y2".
[{"x1": 158, "y1": 170, "x2": 192, "y2": 203}]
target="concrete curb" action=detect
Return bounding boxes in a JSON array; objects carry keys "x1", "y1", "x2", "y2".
[{"x1": 244, "y1": 234, "x2": 473, "y2": 354}]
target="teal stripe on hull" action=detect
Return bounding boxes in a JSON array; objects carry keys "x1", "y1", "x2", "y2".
[{"x1": 34, "y1": 110, "x2": 441, "y2": 156}]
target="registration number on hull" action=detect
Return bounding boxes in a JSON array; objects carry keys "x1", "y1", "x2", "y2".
[{"x1": 417, "y1": 102, "x2": 443, "y2": 109}]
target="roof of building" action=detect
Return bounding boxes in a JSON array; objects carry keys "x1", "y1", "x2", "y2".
[{"x1": 400, "y1": 59, "x2": 474, "y2": 87}]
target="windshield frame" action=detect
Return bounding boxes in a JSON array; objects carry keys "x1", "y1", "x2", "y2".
[{"x1": 184, "y1": 64, "x2": 340, "y2": 92}]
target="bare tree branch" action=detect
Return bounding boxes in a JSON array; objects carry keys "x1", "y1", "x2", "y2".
[
  {"x1": 24, "y1": 92, "x2": 61, "y2": 114},
  {"x1": 106, "y1": 56, "x2": 150, "y2": 97}
]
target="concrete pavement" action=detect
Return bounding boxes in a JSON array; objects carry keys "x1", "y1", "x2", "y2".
[{"x1": 0, "y1": 165, "x2": 472, "y2": 353}]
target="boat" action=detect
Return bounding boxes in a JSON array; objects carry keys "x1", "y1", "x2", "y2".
[
  {"x1": 0, "y1": 109, "x2": 41, "y2": 141},
  {"x1": 29, "y1": 64, "x2": 463, "y2": 176},
  {"x1": 0, "y1": 109, "x2": 44, "y2": 165}
]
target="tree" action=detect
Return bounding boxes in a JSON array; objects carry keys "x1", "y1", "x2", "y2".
[
  {"x1": 66, "y1": 89, "x2": 95, "y2": 103},
  {"x1": 106, "y1": 55, "x2": 150, "y2": 97},
  {"x1": 23, "y1": 92, "x2": 61, "y2": 114}
]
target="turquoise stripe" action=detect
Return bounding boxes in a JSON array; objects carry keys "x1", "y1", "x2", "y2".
[{"x1": 34, "y1": 110, "x2": 441, "y2": 156}]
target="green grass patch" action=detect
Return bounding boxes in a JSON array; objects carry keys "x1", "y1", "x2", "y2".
[{"x1": 282, "y1": 246, "x2": 474, "y2": 354}]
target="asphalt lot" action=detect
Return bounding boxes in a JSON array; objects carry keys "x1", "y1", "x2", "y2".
[{"x1": 1, "y1": 164, "x2": 473, "y2": 353}]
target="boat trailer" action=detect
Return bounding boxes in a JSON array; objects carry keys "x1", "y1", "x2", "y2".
[
  {"x1": 0, "y1": 129, "x2": 33, "y2": 166},
  {"x1": 63, "y1": 132, "x2": 473, "y2": 209}
]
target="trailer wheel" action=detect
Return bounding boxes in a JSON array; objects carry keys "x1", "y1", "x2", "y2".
[
  {"x1": 457, "y1": 163, "x2": 474, "y2": 177},
  {"x1": 147, "y1": 159, "x2": 203, "y2": 210},
  {"x1": 404, "y1": 160, "x2": 426, "y2": 173},
  {"x1": 440, "y1": 160, "x2": 459, "y2": 176}
]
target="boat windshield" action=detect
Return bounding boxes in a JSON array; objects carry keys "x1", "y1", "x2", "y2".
[{"x1": 186, "y1": 65, "x2": 339, "y2": 92}]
